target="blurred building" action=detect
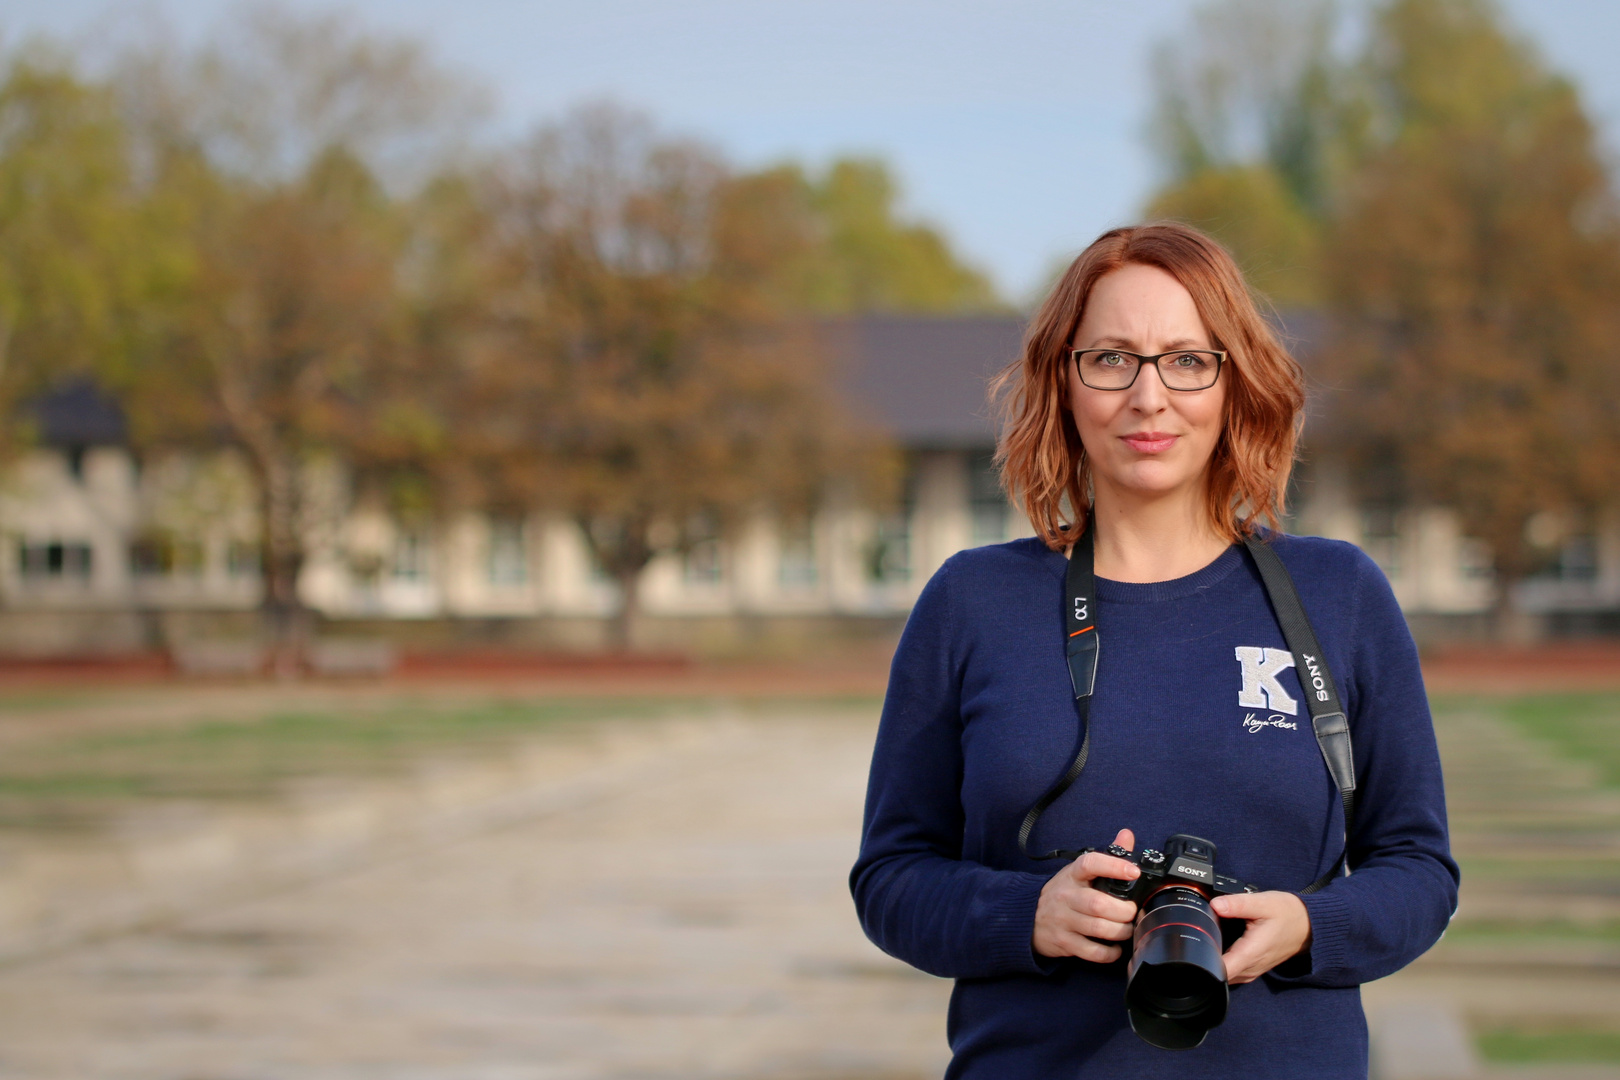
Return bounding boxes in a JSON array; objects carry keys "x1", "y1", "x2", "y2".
[{"x1": 1, "y1": 318, "x2": 1617, "y2": 654}]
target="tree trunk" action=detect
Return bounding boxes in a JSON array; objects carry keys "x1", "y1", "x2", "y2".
[
  {"x1": 1489, "y1": 574, "x2": 1542, "y2": 645},
  {"x1": 580, "y1": 514, "x2": 654, "y2": 655},
  {"x1": 609, "y1": 563, "x2": 640, "y2": 653},
  {"x1": 257, "y1": 450, "x2": 309, "y2": 679}
]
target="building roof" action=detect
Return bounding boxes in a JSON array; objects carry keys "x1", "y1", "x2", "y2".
[
  {"x1": 829, "y1": 314, "x2": 1025, "y2": 449},
  {"x1": 30, "y1": 380, "x2": 128, "y2": 447},
  {"x1": 23, "y1": 312, "x2": 1325, "y2": 457}
]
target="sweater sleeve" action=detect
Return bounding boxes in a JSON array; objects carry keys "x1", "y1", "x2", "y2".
[
  {"x1": 1271, "y1": 548, "x2": 1460, "y2": 988},
  {"x1": 850, "y1": 559, "x2": 1055, "y2": 980}
]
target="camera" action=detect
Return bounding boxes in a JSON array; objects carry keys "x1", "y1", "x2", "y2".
[{"x1": 1093, "y1": 833, "x2": 1256, "y2": 1050}]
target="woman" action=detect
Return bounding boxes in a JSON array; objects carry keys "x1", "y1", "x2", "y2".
[{"x1": 850, "y1": 223, "x2": 1457, "y2": 1078}]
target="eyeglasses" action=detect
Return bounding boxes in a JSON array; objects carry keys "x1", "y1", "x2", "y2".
[{"x1": 1071, "y1": 348, "x2": 1225, "y2": 391}]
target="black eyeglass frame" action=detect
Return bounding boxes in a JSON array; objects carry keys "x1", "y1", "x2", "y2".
[{"x1": 1070, "y1": 348, "x2": 1227, "y2": 391}]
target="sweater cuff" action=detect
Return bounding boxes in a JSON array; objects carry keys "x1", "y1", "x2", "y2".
[
  {"x1": 981, "y1": 871, "x2": 1052, "y2": 976},
  {"x1": 1274, "y1": 888, "x2": 1351, "y2": 984}
]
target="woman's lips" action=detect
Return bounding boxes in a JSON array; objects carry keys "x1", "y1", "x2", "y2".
[{"x1": 1121, "y1": 432, "x2": 1177, "y2": 453}]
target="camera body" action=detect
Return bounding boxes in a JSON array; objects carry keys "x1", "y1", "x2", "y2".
[
  {"x1": 1092, "y1": 834, "x2": 1257, "y2": 1051},
  {"x1": 1095, "y1": 834, "x2": 1256, "y2": 907}
]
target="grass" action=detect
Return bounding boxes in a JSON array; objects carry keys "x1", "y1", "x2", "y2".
[
  {"x1": 0, "y1": 690, "x2": 883, "y2": 831},
  {"x1": 1478, "y1": 1028, "x2": 1620, "y2": 1064},
  {"x1": 1497, "y1": 691, "x2": 1620, "y2": 789},
  {"x1": 1453, "y1": 855, "x2": 1620, "y2": 881},
  {"x1": 1426, "y1": 691, "x2": 1620, "y2": 967},
  {"x1": 1439, "y1": 691, "x2": 1620, "y2": 1066},
  {"x1": 0, "y1": 690, "x2": 110, "y2": 714},
  {"x1": 1444, "y1": 919, "x2": 1620, "y2": 945},
  {"x1": 0, "y1": 697, "x2": 672, "y2": 830}
]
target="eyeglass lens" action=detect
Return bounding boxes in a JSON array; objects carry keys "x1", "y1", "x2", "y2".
[{"x1": 1075, "y1": 350, "x2": 1220, "y2": 390}]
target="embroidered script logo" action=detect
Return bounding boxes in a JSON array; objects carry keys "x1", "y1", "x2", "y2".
[
  {"x1": 1243, "y1": 712, "x2": 1300, "y2": 734},
  {"x1": 1234, "y1": 646, "x2": 1299, "y2": 715}
]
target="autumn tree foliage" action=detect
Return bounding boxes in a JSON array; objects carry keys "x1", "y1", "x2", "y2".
[
  {"x1": 1322, "y1": 0, "x2": 1620, "y2": 601},
  {"x1": 0, "y1": 57, "x2": 182, "y2": 446},
  {"x1": 0, "y1": 9, "x2": 990, "y2": 660},
  {"x1": 456, "y1": 107, "x2": 885, "y2": 649},
  {"x1": 89, "y1": 11, "x2": 476, "y2": 674},
  {"x1": 774, "y1": 157, "x2": 1002, "y2": 314},
  {"x1": 1147, "y1": 0, "x2": 1620, "y2": 619}
]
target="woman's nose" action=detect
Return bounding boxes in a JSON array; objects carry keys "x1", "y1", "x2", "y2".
[{"x1": 1127, "y1": 362, "x2": 1171, "y2": 411}]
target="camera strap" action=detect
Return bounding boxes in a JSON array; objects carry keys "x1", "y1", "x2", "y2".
[
  {"x1": 1016, "y1": 527, "x2": 1356, "y2": 894},
  {"x1": 1242, "y1": 534, "x2": 1355, "y2": 893},
  {"x1": 1016, "y1": 526, "x2": 1100, "y2": 862}
]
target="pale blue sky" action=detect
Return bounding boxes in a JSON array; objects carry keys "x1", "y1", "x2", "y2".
[{"x1": 7, "y1": 0, "x2": 1619, "y2": 300}]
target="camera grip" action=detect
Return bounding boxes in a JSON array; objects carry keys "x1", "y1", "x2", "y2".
[{"x1": 1095, "y1": 876, "x2": 1140, "y2": 902}]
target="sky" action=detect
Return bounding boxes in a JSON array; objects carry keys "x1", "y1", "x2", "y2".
[{"x1": 7, "y1": 0, "x2": 1620, "y2": 302}]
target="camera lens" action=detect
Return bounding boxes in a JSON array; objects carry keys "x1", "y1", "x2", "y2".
[
  {"x1": 1135, "y1": 964, "x2": 1214, "y2": 1018},
  {"x1": 1124, "y1": 886, "x2": 1228, "y2": 1050}
]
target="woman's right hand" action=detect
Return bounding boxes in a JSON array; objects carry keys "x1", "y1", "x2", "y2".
[{"x1": 1032, "y1": 828, "x2": 1141, "y2": 962}]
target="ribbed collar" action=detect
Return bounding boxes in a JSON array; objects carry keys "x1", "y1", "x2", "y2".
[{"x1": 1041, "y1": 541, "x2": 1245, "y2": 604}]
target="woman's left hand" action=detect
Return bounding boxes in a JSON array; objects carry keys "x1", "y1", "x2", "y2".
[{"x1": 1209, "y1": 891, "x2": 1312, "y2": 985}]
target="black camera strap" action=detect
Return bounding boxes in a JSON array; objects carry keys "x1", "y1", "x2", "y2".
[
  {"x1": 1242, "y1": 534, "x2": 1355, "y2": 893},
  {"x1": 1016, "y1": 527, "x2": 1355, "y2": 894},
  {"x1": 1015, "y1": 526, "x2": 1100, "y2": 862}
]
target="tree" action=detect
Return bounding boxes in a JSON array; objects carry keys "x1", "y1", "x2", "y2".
[
  {"x1": 787, "y1": 157, "x2": 1003, "y2": 314},
  {"x1": 467, "y1": 106, "x2": 880, "y2": 649},
  {"x1": 1317, "y1": 0, "x2": 1620, "y2": 613},
  {"x1": 107, "y1": 9, "x2": 475, "y2": 673},
  {"x1": 1143, "y1": 0, "x2": 1356, "y2": 304},
  {"x1": 111, "y1": 3, "x2": 487, "y2": 189},
  {"x1": 0, "y1": 54, "x2": 178, "y2": 447},
  {"x1": 6, "y1": 11, "x2": 956, "y2": 661},
  {"x1": 1145, "y1": 0, "x2": 1620, "y2": 629},
  {"x1": 1146, "y1": 165, "x2": 1321, "y2": 305},
  {"x1": 129, "y1": 149, "x2": 409, "y2": 672}
]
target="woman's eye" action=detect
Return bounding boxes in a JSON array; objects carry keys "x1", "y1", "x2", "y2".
[
  {"x1": 1097, "y1": 352, "x2": 1128, "y2": 367},
  {"x1": 1172, "y1": 353, "x2": 1207, "y2": 369}
]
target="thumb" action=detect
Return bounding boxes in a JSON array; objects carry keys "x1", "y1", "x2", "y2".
[
  {"x1": 1211, "y1": 892, "x2": 1267, "y2": 920},
  {"x1": 1112, "y1": 828, "x2": 1135, "y2": 852}
]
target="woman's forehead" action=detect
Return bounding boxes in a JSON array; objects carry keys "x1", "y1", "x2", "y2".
[{"x1": 1075, "y1": 265, "x2": 1212, "y2": 348}]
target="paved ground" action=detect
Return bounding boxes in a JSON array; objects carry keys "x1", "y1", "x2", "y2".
[
  {"x1": 0, "y1": 688, "x2": 1616, "y2": 1079},
  {"x1": 0, "y1": 709, "x2": 952, "y2": 1080}
]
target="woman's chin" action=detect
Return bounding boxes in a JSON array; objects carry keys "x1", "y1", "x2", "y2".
[{"x1": 1101, "y1": 464, "x2": 1203, "y2": 499}]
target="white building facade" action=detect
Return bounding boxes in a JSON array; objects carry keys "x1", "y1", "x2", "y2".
[{"x1": 2, "y1": 320, "x2": 1616, "y2": 654}]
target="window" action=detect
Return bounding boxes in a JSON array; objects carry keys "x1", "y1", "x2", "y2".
[
  {"x1": 130, "y1": 536, "x2": 168, "y2": 577},
  {"x1": 392, "y1": 530, "x2": 430, "y2": 582},
  {"x1": 969, "y1": 450, "x2": 1009, "y2": 546},
  {"x1": 173, "y1": 540, "x2": 205, "y2": 577},
  {"x1": 487, "y1": 518, "x2": 528, "y2": 586},
  {"x1": 1560, "y1": 536, "x2": 1599, "y2": 582},
  {"x1": 130, "y1": 534, "x2": 205, "y2": 578},
  {"x1": 682, "y1": 514, "x2": 724, "y2": 585},
  {"x1": 684, "y1": 539, "x2": 723, "y2": 584},
  {"x1": 778, "y1": 523, "x2": 818, "y2": 588},
  {"x1": 867, "y1": 466, "x2": 917, "y2": 584},
  {"x1": 866, "y1": 516, "x2": 911, "y2": 584},
  {"x1": 20, "y1": 541, "x2": 93, "y2": 580},
  {"x1": 1459, "y1": 538, "x2": 1493, "y2": 580},
  {"x1": 1361, "y1": 505, "x2": 1400, "y2": 577},
  {"x1": 227, "y1": 541, "x2": 261, "y2": 578}
]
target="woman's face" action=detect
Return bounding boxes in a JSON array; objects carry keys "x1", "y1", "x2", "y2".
[{"x1": 1067, "y1": 262, "x2": 1227, "y2": 505}]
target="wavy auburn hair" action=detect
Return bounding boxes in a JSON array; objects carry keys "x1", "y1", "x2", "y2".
[{"x1": 992, "y1": 222, "x2": 1305, "y2": 550}]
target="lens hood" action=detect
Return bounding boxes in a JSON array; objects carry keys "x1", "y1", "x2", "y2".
[{"x1": 1124, "y1": 886, "x2": 1229, "y2": 1050}]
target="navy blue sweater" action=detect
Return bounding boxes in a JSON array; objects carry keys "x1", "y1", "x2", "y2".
[{"x1": 851, "y1": 535, "x2": 1458, "y2": 1079}]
